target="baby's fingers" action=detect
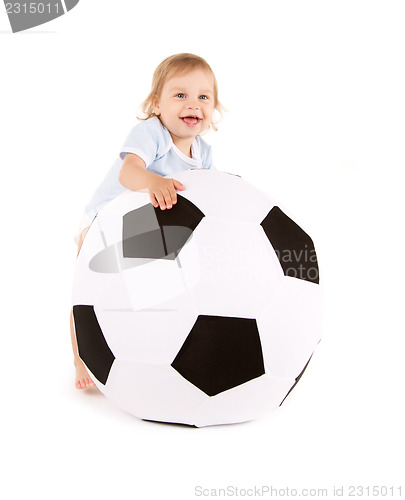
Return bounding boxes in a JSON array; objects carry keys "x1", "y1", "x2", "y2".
[
  {"x1": 156, "y1": 189, "x2": 174, "y2": 210},
  {"x1": 153, "y1": 191, "x2": 167, "y2": 210},
  {"x1": 149, "y1": 184, "x2": 178, "y2": 210},
  {"x1": 164, "y1": 188, "x2": 177, "y2": 209},
  {"x1": 149, "y1": 193, "x2": 159, "y2": 208},
  {"x1": 158, "y1": 187, "x2": 176, "y2": 210},
  {"x1": 165, "y1": 190, "x2": 178, "y2": 209},
  {"x1": 173, "y1": 179, "x2": 185, "y2": 191}
]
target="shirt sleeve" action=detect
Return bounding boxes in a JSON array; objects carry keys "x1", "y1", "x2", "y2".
[
  {"x1": 198, "y1": 136, "x2": 215, "y2": 170},
  {"x1": 84, "y1": 157, "x2": 126, "y2": 220},
  {"x1": 119, "y1": 117, "x2": 170, "y2": 168}
]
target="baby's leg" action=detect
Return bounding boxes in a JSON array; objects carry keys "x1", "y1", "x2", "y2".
[
  {"x1": 71, "y1": 226, "x2": 95, "y2": 389},
  {"x1": 70, "y1": 310, "x2": 95, "y2": 389}
]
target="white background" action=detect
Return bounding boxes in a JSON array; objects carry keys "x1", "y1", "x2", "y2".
[{"x1": 1, "y1": 1, "x2": 404, "y2": 499}]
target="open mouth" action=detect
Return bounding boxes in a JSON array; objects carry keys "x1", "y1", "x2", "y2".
[{"x1": 181, "y1": 116, "x2": 201, "y2": 125}]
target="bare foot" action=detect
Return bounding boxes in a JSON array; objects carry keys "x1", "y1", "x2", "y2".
[{"x1": 74, "y1": 358, "x2": 96, "y2": 389}]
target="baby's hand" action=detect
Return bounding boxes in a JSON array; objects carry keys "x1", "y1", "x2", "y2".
[{"x1": 148, "y1": 177, "x2": 186, "y2": 210}]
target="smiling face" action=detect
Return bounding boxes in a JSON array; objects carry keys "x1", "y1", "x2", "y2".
[{"x1": 153, "y1": 68, "x2": 215, "y2": 155}]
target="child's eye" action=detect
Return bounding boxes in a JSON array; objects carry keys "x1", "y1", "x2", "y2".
[
  {"x1": 199, "y1": 95, "x2": 208, "y2": 100},
  {"x1": 176, "y1": 93, "x2": 186, "y2": 98}
]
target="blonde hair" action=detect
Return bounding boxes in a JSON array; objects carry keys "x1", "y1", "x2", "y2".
[{"x1": 138, "y1": 53, "x2": 224, "y2": 132}]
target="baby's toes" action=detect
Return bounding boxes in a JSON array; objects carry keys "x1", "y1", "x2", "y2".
[
  {"x1": 77, "y1": 378, "x2": 89, "y2": 389},
  {"x1": 86, "y1": 378, "x2": 95, "y2": 388}
]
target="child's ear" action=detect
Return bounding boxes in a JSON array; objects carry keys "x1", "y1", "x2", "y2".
[{"x1": 152, "y1": 96, "x2": 160, "y2": 116}]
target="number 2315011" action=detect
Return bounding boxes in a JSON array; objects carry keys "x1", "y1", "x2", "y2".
[{"x1": 5, "y1": 3, "x2": 61, "y2": 14}]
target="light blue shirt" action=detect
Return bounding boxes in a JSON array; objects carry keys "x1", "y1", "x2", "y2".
[{"x1": 83, "y1": 116, "x2": 214, "y2": 222}]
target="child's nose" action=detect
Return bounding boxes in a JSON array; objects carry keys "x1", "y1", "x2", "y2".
[{"x1": 187, "y1": 100, "x2": 200, "y2": 109}]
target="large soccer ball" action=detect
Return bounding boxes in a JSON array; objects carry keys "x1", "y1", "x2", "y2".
[{"x1": 72, "y1": 169, "x2": 321, "y2": 427}]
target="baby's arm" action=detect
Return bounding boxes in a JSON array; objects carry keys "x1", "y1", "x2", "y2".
[
  {"x1": 119, "y1": 153, "x2": 185, "y2": 210},
  {"x1": 76, "y1": 226, "x2": 89, "y2": 255}
]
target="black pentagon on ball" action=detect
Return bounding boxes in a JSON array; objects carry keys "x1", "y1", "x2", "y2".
[
  {"x1": 72, "y1": 305, "x2": 115, "y2": 385},
  {"x1": 171, "y1": 315, "x2": 265, "y2": 397},
  {"x1": 122, "y1": 195, "x2": 205, "y2": 260},
  {"x1": 260, "y1": 206, "x2": 319, "y2": 284}
]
